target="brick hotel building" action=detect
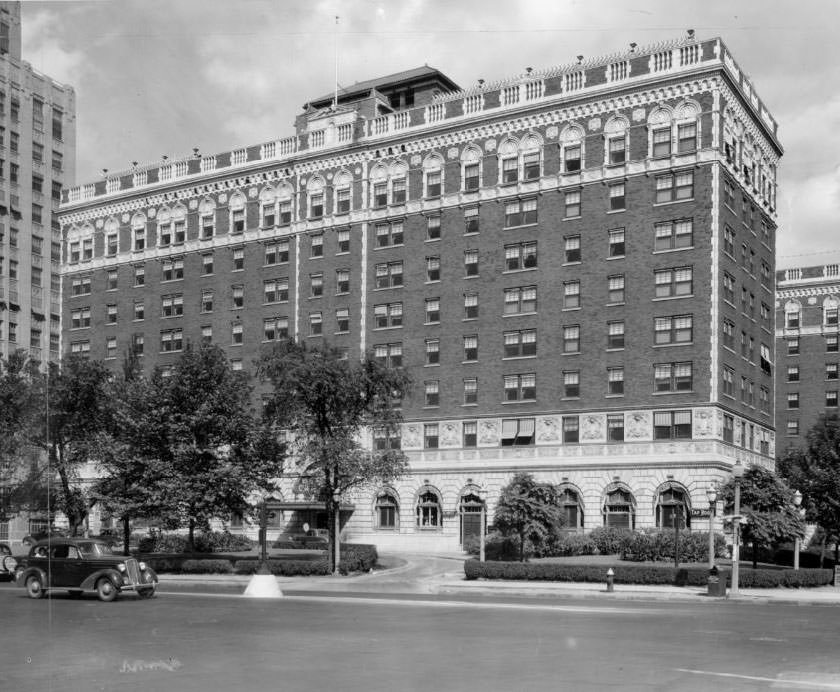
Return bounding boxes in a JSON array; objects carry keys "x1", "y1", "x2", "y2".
[
  {"x1": 59, "y1": 34, "x2": 781, "y2": 551},
  {"x1": 776, "y1": 265, "x2": 840, "y2": 453}
]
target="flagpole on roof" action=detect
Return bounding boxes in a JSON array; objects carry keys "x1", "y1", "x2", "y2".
[{"x1": 333, "y1": 15, "x2": 339, "y2": 110}]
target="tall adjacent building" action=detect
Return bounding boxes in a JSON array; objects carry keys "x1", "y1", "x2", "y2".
[
  {"x1": 775, "y1": 264, "x2": 840, "y2": 453},
  {"x1": 59, "y1": 34, "x2": 780, "y2": 551},
  {"x1": 0, "y1": 1, "x2": 76, "y2": 542}
]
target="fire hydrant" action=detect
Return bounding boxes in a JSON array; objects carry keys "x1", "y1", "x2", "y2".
[{"x1": 606, "y1": 567, "x2": 615, "y2": 592}]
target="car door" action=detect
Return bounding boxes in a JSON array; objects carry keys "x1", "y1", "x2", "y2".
[{"x1": 50, "y1": 544, "x2": 84, "y2": 587}]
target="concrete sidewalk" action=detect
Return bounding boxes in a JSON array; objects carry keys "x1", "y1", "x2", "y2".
[{"x1": 155, "y1": 553, "x2": 840, "y2": 606}]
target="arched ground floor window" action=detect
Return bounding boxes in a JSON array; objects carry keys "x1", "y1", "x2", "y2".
[
  {"x1": 603, "y1": 486, "x2": 636, "y2": 529},
  {"x1": 375, "y1": 490, "x2": 399, "y2": 531},
  {"x1": 656, "y1": 483, "x2": 691, "y2": 530},
  {"x1": 416, "y1": 487, "x2": 442, "y2": 530}
]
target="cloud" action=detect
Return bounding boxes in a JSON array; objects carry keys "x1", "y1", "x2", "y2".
[
  {"x1": 777, "y1": 164, "x2": 840, "y2": 267},
  {"x1": 21, "y1": 8, "x2": 89, "y2": 85}
]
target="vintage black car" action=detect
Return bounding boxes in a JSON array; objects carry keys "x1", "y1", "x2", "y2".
[
  {"x1": 15, "y1": 538, "x2": 158, "y2": 601},
  {"x1": 0, "y1": 542, "x2": 16, "y2": 580}
]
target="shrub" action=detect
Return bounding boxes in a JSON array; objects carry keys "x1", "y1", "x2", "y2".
[
  {"x1": 588, "y1": 527, "x2": 633, "y2": 555},
  {"x1": 541, "y1": 531, "x2": 597, "y2": 557},
  {"x1": 138, "y1": 533, "x2": 188, "y2": 554},
  {"x1": 233, "y1": 559, "x2": 330, "y2": 576},
  {"x1": 773, "y1": 548, "x2": 835, "y2": 570},
  {"x1": 338, "y1": 544, "x2": 378, "y2": 574},
  {"x1": 194, "y1": 531, "x2": 255, "y2": 553},
  {"x1": 178, "y1": 559, "x2": 234, "y2": 574},
  {"x1": 463, "y1": 560, "x2": 836, "y2": 588},
  {"x1": 463, "y1": 531, "x2": 528, "y2": 561},
  {"x1": 621, "y1": 530, "x2": 728, "y2": 563}
]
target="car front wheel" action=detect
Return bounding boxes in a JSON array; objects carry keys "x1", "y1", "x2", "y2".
[
  {"x1": 137, "y1": 586, "x2": 155, "y2": 599},
  {"x1": 96, "y1": 578, "x2": 117, "y2": 602},
  {"x1": 26, "y1": 575, "x2": 45, "y2": 599}
]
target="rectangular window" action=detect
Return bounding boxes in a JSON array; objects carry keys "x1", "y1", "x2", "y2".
[
  {"x1": 608, "y1": 274, "x2": 625, "y2": 304},
  {"x1": 310, "y1": 273, "x2": 323, "y2": 298},
  {"x1": 261, "y1": 203, "x2": 276, "y2": 228},
  {"x1": 504, "y1": 329, "x2": 537, "y2": 358},
  {"x1": 787, "y1": 392, "x2": 799, "y2": 409},
  {"x1": 161, "y1": 258, "x2": 184, "y2": 281},
  {"x1": 309, "y1": 312, "x2": 323, "y2": 336},
  {"x1": 462, "y1": 379, "x2": 478, "y2": 406},
  {"x1": 607, "y1": 321, "x2": 625, "y2": 349},
  {"x1": 500, "y1": 418, "x2": 535, "y2": 447},
  {"x1": 787, "y1": 420, "x2": 799, "y2": 436},
  {"x1": 201, "y1": 213, "x2": 215, "y2": 239},
  {"x1": 464, "y1": 249, "x2": 479, "y2": 277},
  {"x1": 608, "y1": 229, "x2": 625, "y2": 257},
  {"x1": 464, "y1": 293, "x2": 478, "y2": 320},
  {"x1": 827, "y1": 363, "x2": 839, "y2": 380},
  {"x1": 336, "y1": 269, "x2": 350, "y2": 294},
  {"x1": 309, "y1": 193, "x2": 324, "y2": 218},
  {"x1": 563, "y1": 416, "x2": 580, "y2": 443},
  {"x1": 70, "y1": 307, "x2": 91, "y2": 329},
  {"x1": 464, "y1": 207, "x2": 479, "y2": 234},
  {"x1": 463, "y1": 335, "x2": 478, "y2": 362},
  {"x1": 463, "y1": 421, "x2": 478, "y2": 446},
  {"x1": 564, "y1": 144, "x2": 581, "y2": 172},
  {"x1": 504, "y1": 286, "x2": 537, "y2": 314},
  {"x1": 265, "y1": 239, "x2": 289, "y2": 265},
  {"x1": 655, "y1": 171, "x2": 694, "y2": 203},
  {"x1": 464, "y1": 163, "x2": 480, "y2": 191},
  {"x1": 426, "y1": 171, "x2": 441, "y2": 198},
  {"x1": 426, "y1": 256, "x2": 441, "y2": 282},
  {"x1": 425, "y1": 338, "x2": 440, "y2": 365},
  {"x1": 722, "y1": 367, "x2": 734, "y2": 396},
  {"x1": 71, "y1": 276, "x2": 92, "y2": 296},
  {"x1": 652, "y1": 127, "x2": 671, "y2": 158},
  {"x1": 202, "y1": 253, "x2": 214, "y2": 275},
  {"x1": 609, "y1": 182, "x2": 625, "y2": 211},
  {"x1": 502, "y1": 157, "x2": 518, "y2": 184},
  {"x1": 373, "y1": 182, "x2": 388, "y2": 208},
  {"x1": 425, "y1": 381, "x2": 439, "y2": 407},
  {"x1": 563, "y1": 370, "x2": 580, "y2": 398},
  {"x1": 828, "y1": 335, "x2": 839, "y2": 353},
  {"x1": 723, "y1": 226, "x2": 735, "y2": 256},
  {"x1": 563, "y1": 325, "x2": 580, "y2": 353},
  {"x1": 264, "y1": 278, "x2": 289, "y2": 303},
  {"x1": 655, "y1": 267, "x2": 693, "y2": 298},
  {"x1": 337, "y1": 229, "x2": 350, "y2": 253},
  {"x1": 134, "y1": 301, "x2": 145, "y2": 321},
  {"x1": 375, "y1": 221, "x2": 404, "y2": 248},
  {"x1": 231, "y1": 208, "x2": 245, "y2": 234},
  {"x1": 563, "y1": 281, "x2": 580, "y2": 309},
  {"x1": 336, "y1": 187, "x2": 350, "y2": 214},
  {"x1": 654, "y1": 410, "x2": 692, "y2": 439},
  {"x1": 231, "y1": 323, "x2": 244, "y2": 344},
  {"x1": 392, "y1": 178, "x2": 407, "y2": 204},
  {"x1": 655, "y1": 314, "x2": 693, "y2": 345},
  {"x1": 504, "y1": 373, "x2": 536, "y2": 401},
  {"x1": 504, "y1": 198, "x2": 537, "y2": 227},
  {"x1": 426, "y1": 215, "x2": 441, "y2": 241},
  {"x1": 654, "y1": 362, "x2": 693, "y2": 392},
  {"x1": 608, "y1": 413, "x2": 624, "y2": 441},
  {"x1": 787, "y1": 365, "x2": 800, "y2": 382},
  {"x1": 523, "y1": 152, "x2": 540, "y2": 180},
  {"x1": 827, "y1": 391, "x2": 838, "y2": 408},
  {"x1": 134, "y1": 265, "x2": 145, "y2": 286},
  {"x1": 564, "y1": 235, "x2": 581, "y2": 263},
  {"x1": 160, "y1": 329, "x2": 184, "y2": 353},
  {"x1": 424, "y1": 423, "x2": 439, "y2": 448},
  {"x1": 723, "y1": 272, "x2": 735, "y2": 303},
  {"x1": 201, "y1": 326, "x2": 212, "y2": 345},
  {"x1": 374, "y1": 302, "x2": 403, "y2": 329},
  {"x1": 786, "y1": 337, "x2": 799, "y2": 355},
  {"x1": 608, "y1": 367, "x2": 624, "y2": 396},
  {"x1": 201, "y1": 290, "x2": 214, "y2": 313},
  {"x1": 505, "y1": 241, "x2": 537, "y2": 271},
  {"x1": 374, "y1": 261, "x2": 403, "y2": 289},
  {"x1": 232, "y1": 284, "x2": 244, "y2": 309},
  {"x1": 608, "y1": 136, "x2": 626, "y2": 165},
  {"x1": 335, "y1": 308, "x2": 349, "y2": 333},
  {"x1": 655, "y1": 219, "x2": 694, "y2": 251},
  {"x1": 565, "y1": 190, "x2": 581, "y2": 218},
  {"x1": 279, "y1": 200, "x2": 292, "y2": 225},
  {"x1": 374, "y1": 342, "x2": 403, "y2": 368},
  {"x1": 263, "y1": 317, "x2": 289, "y2": 342},
  {"x1": 310, "y1": 233, "x2": 323, "y2": 258},
  {"x1": 677, "y1": 122, "x2": 697, "y2": 153},
  {"x1": 161, "y1": 293, "x2": 183, "y2": 318},
  {"x1": 425, "y1": 298, "x2": 440, "y2": 324}
]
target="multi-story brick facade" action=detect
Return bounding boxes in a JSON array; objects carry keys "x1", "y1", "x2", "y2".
[
  {"x1": 59, "y1": 34, "x2": 781, "y2": 551},
  {"x1": 0, "y1": 1, "x2": 75, "y2": 543},
  {"x1": 775, "y1": 264, "x2": 840, "y2": 453}
]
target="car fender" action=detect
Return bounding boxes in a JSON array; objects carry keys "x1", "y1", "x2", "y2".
[
  {"x1": 16, "y1": 566, "x2": 48, "y2": 588},
  {"x1": 80, "y1": 568, "x2": 125, "y2": 591}
]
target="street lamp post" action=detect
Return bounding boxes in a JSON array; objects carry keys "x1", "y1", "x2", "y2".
[
  {"x1": 706, "y1": 486, "x2": 717, "y2": 570},
  {"x1": 478, "y1": 488, "x2": 488, "y2": 563},
  {"x1": 793, "y1": 490, "x2": 803, "y2": 571},
  {"x1": 730, "y1": 462, "x2": 745, "y2": 597}
]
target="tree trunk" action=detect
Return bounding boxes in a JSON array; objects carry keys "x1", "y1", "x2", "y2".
[
  {"x1": 519, "y1": 529, "x2": 525, "y2": 562},
  {"x1": 752, "y1": 541, "x2": 758, "y2": 570},
  {"x1": 54, "y1": 446, "x2": 83, "y2": 535},
  {"x1": 188, "y1": 517, "x2": 195, "y2": 552},
  {"x1": 122, "y1": 516, "x2": 131, "y2": 556},
  {"x1": 326, "y1": 498, "x2": 337, "y2": 574}
]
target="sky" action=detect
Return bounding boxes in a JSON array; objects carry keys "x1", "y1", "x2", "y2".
[{"x1": 18, "y1": 0, "x2": 840, "y2": 268}]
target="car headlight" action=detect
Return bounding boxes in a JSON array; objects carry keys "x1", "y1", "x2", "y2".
[
  {"x1": 117, "y1": 563, "x2": 126, "y2": 573},
  {"x1": 139, "y1": 562, "x2": 147, "y2": 571}
]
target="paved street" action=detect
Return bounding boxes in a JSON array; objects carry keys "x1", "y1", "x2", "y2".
[{"x1": 2, "y1": 581, "x2": 840, "y2": 692}]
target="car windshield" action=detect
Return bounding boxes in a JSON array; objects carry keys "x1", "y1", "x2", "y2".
[{"x1": 77, "y1": 542, "x2": 113, "y2": 557}]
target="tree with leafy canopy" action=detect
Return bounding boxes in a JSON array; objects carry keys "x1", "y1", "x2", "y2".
[
  {"x1": 258, "y1": 339, "x2": 410, "y2": 573},
  {"x1": 0, "y1": 350, "x2": 47, "y2": 522},
  {"x1": 719, "y1": 465, "x2": 806, "y2": 569},
  {"x1": 24, "y1": 356, "x2": 113, "y2": 535},
  {"x1": 778, "y1": 413, "x2": 840, "y2": 566},
  {"x1": 108, "y1": 344, "x2": 287, "y2": 551},
  {"x1": 493, "y1": 472, "x2": 565, "y2": 562}
]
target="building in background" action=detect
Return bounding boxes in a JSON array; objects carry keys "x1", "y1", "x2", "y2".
[
  {"x1": 59, "y1": 33, "x2": 780, "y2": 551},
  {"x1": 0, "y1": 0, "x2": 76, "y2": 542},
  {"x1": 775, "y1": 265, "x2": 840, "y2": 453}
]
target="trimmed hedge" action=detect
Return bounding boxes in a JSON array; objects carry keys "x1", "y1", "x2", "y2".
[
  {"x1": 138, "y1": 531, "x2": 255, "y2": 554},
  {"x1": 463, "y1": 559, "x2": 835, "y2": 588},
  {"x1": 234, "y1": 559, "x2": 330, "y2": 576},
  {"x1": 621, "y1": 530, "x2": 728, "y2": 563}
]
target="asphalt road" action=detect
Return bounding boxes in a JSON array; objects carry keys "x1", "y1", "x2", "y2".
[{"x1": 1, "y1": 584, "x2": 839, "y2": 692}]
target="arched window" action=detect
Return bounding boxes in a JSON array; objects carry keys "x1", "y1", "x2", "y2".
[
  {"x1": 604, "y1": 116, "x2": 629, "y2": 165},
  {"x1": 558, "y1": 486, "x2": 584, "y2": 530},
  {"x1": 459, "y1": 490, "x2": 484, "y2": 544},
  {"x1": 104, "y1": 217, "x2": 119, "y2": 257},
  {"x1": 277, "y1": 183, "x2": 294, "y2": 225},
  {"x1": 602, "y1": 485, "x2": 635, "y2": 529},
  {"x1": 560, "y1": 124, "x2": 584, "y2": 173},
  {"x1": 498, "y1": 137, "x2": 520, "y2": 184},
  {"x1": 673, "y1": 101, "x2": 700, "y2": 155},
  {"x1": 334, "y1": 170, "x2": 352, "y2": 214},
  {"x1": 370, "y1": 163, "x2": 389, "y2": 209},
  {"x1": 198, "y1": 198, "x2": 216, "y2": 239},
  {"x1": 229, "y1": 192, "x2": 246, "y2": 235},
  {"x1": 785, "y1": 300, "x2": 801, "y2": 329},
  {"x1": 156, "y1": 207, "x2": 172, "y2": 248},
  {"x1": 460, "y1": 145, "x2": 482, "y2": 191},
  {"x1": 416, "y1": 487, "x2": 442, "y2": 529},
  {"x1": 308, "y1": 176, "x2": 325, "y2": 218},
  {"x1": 520, "y1": 134, "x2": 542, "y2": 181},
  {"x1": 648, "y1": 107, "x2": 673, "y2": 158},
  {"x1": 131, "y1": 212, "x2": 147, "y2": 252},
  {"x1": 824, "y1": 297, "x2": 839, "y2": 327},
  {"x1": 375, "y1": 490, "x2": 399, "y2": 531},
  {"x1": 422, "y1": 155, "x2": 443, "y2": 198},
  {"x1": 259, "y1": 187, "x2": 277, "y2": 228},
  {"x1": 656, "y1": 484, "x2": 691, "y2": 529}
]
